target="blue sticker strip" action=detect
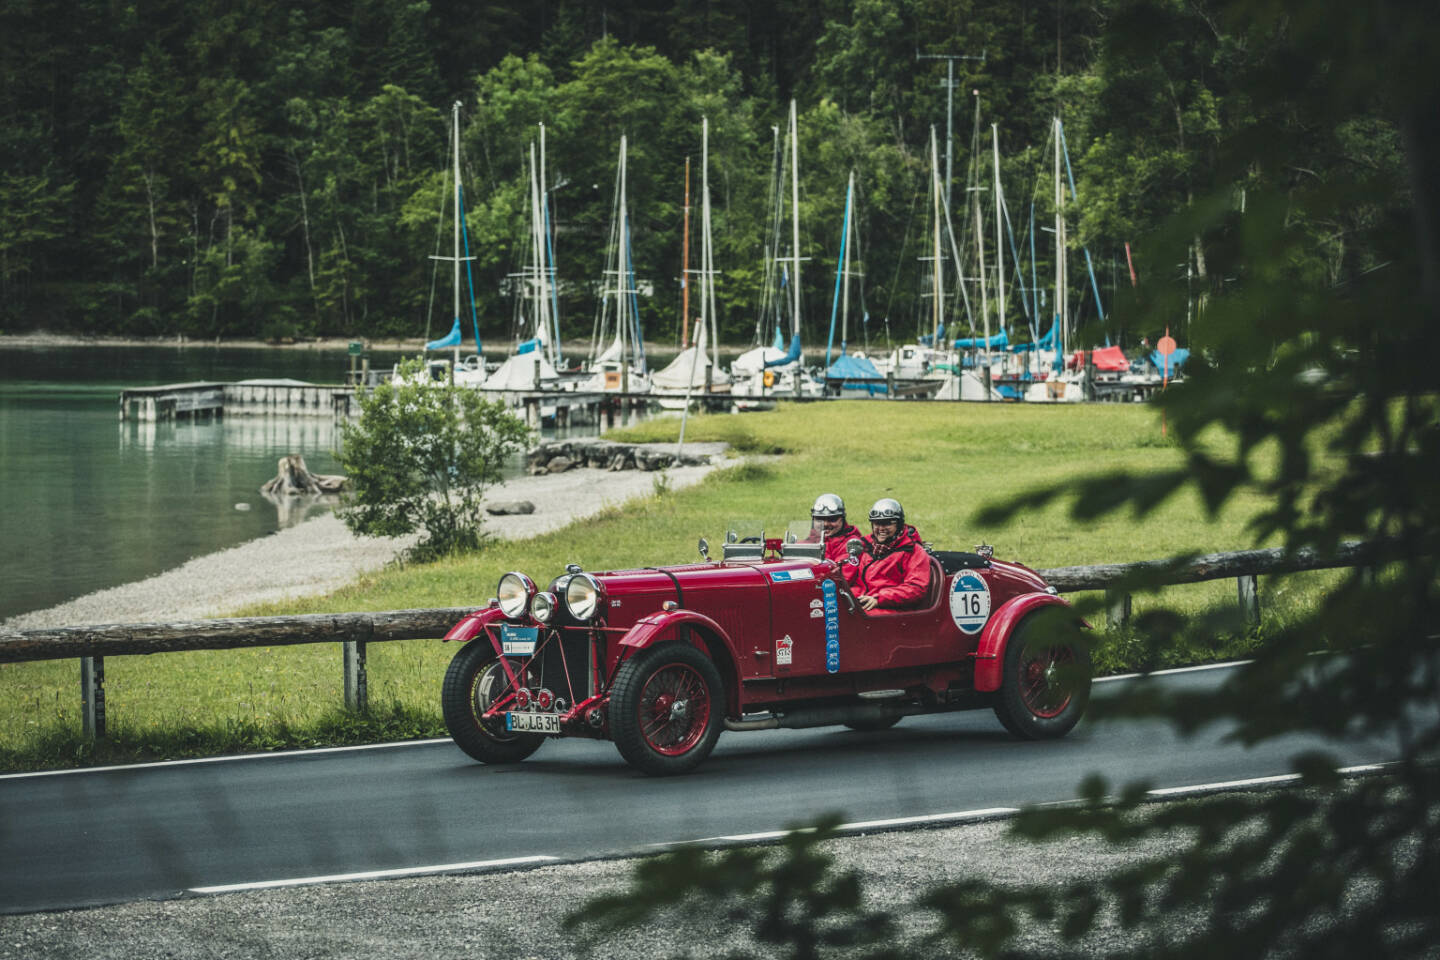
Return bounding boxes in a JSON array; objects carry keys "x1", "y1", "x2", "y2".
[{"x1": 823, "y1": 579, "x2": 840, "y2": 673}]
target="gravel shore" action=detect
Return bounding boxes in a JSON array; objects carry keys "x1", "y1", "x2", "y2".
[{"x1": 1, "y1": 449, "x2": 727, "y2": 631}]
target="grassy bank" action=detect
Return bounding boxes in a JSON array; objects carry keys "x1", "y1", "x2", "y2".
[{"x1": 0, "y1": 401, "x2": 1342, "y2": 772}]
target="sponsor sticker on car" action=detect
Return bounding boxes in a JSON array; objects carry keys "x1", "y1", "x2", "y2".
[
  {"x1": 500, "y1": 624, "x2": 538, "y2": 655},
  {"x1": 769, "y1": 569, "x2": 814, "y2": 582},
  {"x1": 949, "y1": 571, "x2": 992, "y2": 635},
  {"x1": 776, "y1": 635, "x2": 794, "y2": 666},
  {"x1": 823, "y1": 579, "x2": 840, "y2": 672}
]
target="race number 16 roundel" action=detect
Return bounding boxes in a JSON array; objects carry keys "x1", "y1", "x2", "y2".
[{"x1": 949, "y1": 571, "x2": 992, "y2": 635}]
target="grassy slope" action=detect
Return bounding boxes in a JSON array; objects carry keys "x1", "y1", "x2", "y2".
[{"x1": 0, "y1": 401, "x2": 1338, "y2": 770}]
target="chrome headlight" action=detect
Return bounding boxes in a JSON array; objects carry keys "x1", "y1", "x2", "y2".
[
  {"x1": 531, "y1": 591, "x2": 557, "y2": 623},
  {"x1": 497, "y1": 572, "x2": 536, "y2": 619},
  {"x1": 565, "y1": 573, "x2": 605, "y2": 621}
]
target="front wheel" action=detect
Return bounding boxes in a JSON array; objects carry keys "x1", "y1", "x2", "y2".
[
  {"x1": 609, "y1": 641, "x2": 724, "y2": 776},
  {"x1": 993, "y1": 614, "x2": 1091, "y2": 740},
  {"x1": 442, "y1": 638, "x2": 545, "y2": 764}
]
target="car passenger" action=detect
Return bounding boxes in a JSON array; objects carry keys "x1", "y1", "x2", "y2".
[
  {"x1": 851, "y1": 498, "x2": 931, "y2": 612},
  {"x1": 809, "y1": 493, "x2": 863, "y2": 564}
]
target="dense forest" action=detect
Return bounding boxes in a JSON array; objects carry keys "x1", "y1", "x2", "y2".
[{"x1": 0, "y1": 0, "x2": 1405, "y2": 351}]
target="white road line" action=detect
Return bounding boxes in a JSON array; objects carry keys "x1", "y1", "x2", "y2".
[
  {"x1": 676, "y1": 808, "x2": 1022, "y2": 845},
  {"x1": 188, "y1": 855, "x2": 560, "y2": 894},
  {"x1": 0, "y1": 738, "x2": 454, "y2": 781},
  {"x1": 1146, "y1": 762, "x2": 1392, "y2": 797},
  {"x1": 1096, "y1": 660, "x2": 1251, "y2": 683}
]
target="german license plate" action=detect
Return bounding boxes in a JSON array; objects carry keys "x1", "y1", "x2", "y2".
[
  {"x1": 506, "y1": 712, "x2": 561, "y2": 734},
  {"x1": 500, "y1": 625, "x2": 538, "y2": 655}
]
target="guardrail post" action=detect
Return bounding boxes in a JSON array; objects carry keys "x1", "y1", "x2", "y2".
[
  {"x1": 343, "y1": 641, "x2": 368, "y2": 713},
  {"x1": 81, "y1": 656, "x2": 106, "y2": 739},
  {"x1": 1237, "y1": 575, "x2": 1260, "y2": 625},
  {"x1": 1105, "y1": 590, "x2": 1132, "y2": 628}
]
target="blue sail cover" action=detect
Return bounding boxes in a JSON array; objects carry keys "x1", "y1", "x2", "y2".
[
  {"x1": 425, "y1": 318, "x2": 463, "y2": 351},
  {"x1": 1151, "y1": 347, "x2": 1189, "y2": 377},
  {"x1": 764, "y1": 333, "x2": 803, "y2": 368},
  {"x1": 953, "y1": 329, "x2": 1009, "y2": 350},
  {"x1": 825, "y1": 353, "x2": 883, "y2": 380},
  {"x1": 825, "y1": 353, "x2": 887, "y2": 395}
]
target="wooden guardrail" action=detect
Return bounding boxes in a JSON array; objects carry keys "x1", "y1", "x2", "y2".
[{"x1": 0, "y1": 542, "x2": 1386, "y2": 739}]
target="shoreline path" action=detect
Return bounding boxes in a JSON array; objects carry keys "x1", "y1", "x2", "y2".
[{"x1": 2, "y1": 448, "x2": 727, "y2": 630}]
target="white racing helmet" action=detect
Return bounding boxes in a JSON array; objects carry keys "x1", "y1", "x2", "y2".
[
  {"x1": 811, "y1": 493, "x2": 846, "y2": 520},
  {"x1": 868, "y1": 497, "x2": 904, "y2": 525}
]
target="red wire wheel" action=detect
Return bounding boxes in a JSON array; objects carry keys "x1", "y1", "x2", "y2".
[
  {"x1": 1020, "y1": 643, "x2": 1076, "y2": 719},
  {"x1": 637, "y1": 663, "x2": 712, "y2": 756},
  {"x1": 993, "y1": 614, "x2": 1091, "y2": 740},
  {"x1": 609, "y1": 641, "x2": 726, "y2": 775}
]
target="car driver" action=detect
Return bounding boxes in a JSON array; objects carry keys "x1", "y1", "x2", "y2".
[
  {"x1": 810, "y1": 493, "x2": 863, "y2": 564},
  {"x1": 850, "y1": 498, "x2": 931, "y2": 612}
]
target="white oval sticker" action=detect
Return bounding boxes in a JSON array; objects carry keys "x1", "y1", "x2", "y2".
[{"x1": 949, "y1": 571, "x2": 992, "y2": 635}]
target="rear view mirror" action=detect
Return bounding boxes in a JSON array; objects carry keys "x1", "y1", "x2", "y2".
[
  {"x1": 847, "y1": 538, "x2": 865, "y2": 559},
  {"x1": 698, "y1": 537, "x2": 710, "y2": 561}
]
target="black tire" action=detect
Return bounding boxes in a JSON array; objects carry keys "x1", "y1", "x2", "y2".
[
  {"x1": 442, "y1": 638, "x2": 545, "y2": 764},
  {"x1": 609, "y1": 641, "x2": 725, "y2": 776},
  {"x1": 992, "y1": 614, "x2": 1091, "y2": 740},
  {"x1": 844, "y1": 716, "x2": 901, "y2": 732}
]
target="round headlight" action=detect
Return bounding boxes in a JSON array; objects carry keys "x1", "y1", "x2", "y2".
[
  {"x1": 496, "y1": 572, "x2": 535, "y2": 619},
  {"x1": 531, "y1": 591, "x2": 557, "y2": 623},
  {"x1": 565, "y1": 573, "x2": 605, "y2": 621}
]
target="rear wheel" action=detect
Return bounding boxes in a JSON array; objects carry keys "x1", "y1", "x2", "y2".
[
  {"x1": 442, "y1": 638, "x2": 545, "y2": 764},
  {"x1": 993, "y1": 615, "x2": 1091, "y2": 740},
  {"x1": 610, "y1": 641, "x2": 724, "y2": 776}
]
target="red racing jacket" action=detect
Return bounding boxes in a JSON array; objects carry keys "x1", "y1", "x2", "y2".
[
  {"x1": 823, "y1": 523, "x2": 863, "y2": 564},
  {"x1": 849, "y1": 525, "x2": 932, "y2": 610}
]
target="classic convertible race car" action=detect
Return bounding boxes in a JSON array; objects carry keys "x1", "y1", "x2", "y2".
[{"x1": 440, "y1": 529, "x2": 1090, "y2": 775}]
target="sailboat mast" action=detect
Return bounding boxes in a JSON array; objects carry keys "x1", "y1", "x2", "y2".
[
  {"x1": 788, "y1": 99, "x2": 801, "y2": 344},
  {"x1": 681, "y1": 156, "x2": 691, "y2": 349},
  {"x1": 702, "y1": 117, "x2": 718, "y2": 370},
  {"x1": 1054, "y1": 117, "x2": 1066, "y2": 360},
  {"x1": 930, "y1": 127, "x2": 944, "y2": 345},
  {"x1": 528, "y1": 142, "x2": 548, "y2": 354},
  {"x1": 841, "y1": 169, "x2": 854, "y2": 350},
  {"x1": 618, "y1": 134, "x2": 630, "y2": 393},
  {"x1": 452, "y1": 101, "x2": 462, "y2": 371},
  {"x1": 992, "y1": 123, "x2": 1005, "y2": 339}
]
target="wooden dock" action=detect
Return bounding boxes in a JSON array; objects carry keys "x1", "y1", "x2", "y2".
[{"x1": 115, "y1": 380, "x2": 683, "y2": 426}]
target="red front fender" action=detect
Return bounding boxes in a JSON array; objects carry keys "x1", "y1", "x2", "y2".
[
  {"x1": 443, "y1": 606, "x2": 506, "y2": 643},
  {"x1": 617, "y1": 609, "x2": 742, "y2": 715},
  {"x1": 972, "y1": 593, "x2": 1074, "y2": 692}
]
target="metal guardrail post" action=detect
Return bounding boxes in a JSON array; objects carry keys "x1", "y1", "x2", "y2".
[
  {"x1": 1237, "y1": 575, "x2": 1260, "y2": 625},
  {"x1": 81, "y1": 656, "x2": 106, "y2": 739},
  {"x1": 343, "y1": 641, "x2": 368, "y2": 713}
]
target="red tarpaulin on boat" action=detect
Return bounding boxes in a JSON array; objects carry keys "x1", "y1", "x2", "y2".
[{"x1": 1067, "y1": 345, "x2": 1130, "y2": 372}]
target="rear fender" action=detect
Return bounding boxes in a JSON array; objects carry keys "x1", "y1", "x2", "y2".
[
  {"x1": 972, "y1": 593, "x2": 1073, "y2": 692},
  {"x1": 618, "y1": 610, "x2": 742, "y2": 716}
]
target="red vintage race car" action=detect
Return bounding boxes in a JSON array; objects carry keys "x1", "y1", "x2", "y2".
[{"x1": 439, "y1": 530, "x2": 1090, "y2": 776}]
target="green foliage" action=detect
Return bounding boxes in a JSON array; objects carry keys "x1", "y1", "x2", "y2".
[
  {"x1": 566, "y1": 816, "x2": 902, "y2": 960},
  {"x1": 337, "y1": 361, "x2": 531, "y2": 560}
]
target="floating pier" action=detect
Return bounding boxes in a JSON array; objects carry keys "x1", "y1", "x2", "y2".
[{"x1": 119, "y1": 380, "x2": 355, "y2": 421}]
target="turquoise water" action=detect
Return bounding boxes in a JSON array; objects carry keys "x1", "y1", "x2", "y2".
[{"x1": 0, "y1": 345, "x2": 406, "y2": 622}]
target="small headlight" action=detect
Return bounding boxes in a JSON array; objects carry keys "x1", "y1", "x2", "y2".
[
  {"x1": 565, "y1": 573, "x2": 605, "y2": 621},
  {"x1": 531, "y1": 591, "x2": 557, "y2": 623},
  {"x1": 497, "y1": 572, "x2": 535, "y2": 619}
]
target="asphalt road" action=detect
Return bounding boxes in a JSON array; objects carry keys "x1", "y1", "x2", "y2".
[{"x1": 0, "y1": 663, "x2": 1400, "y2": 915}]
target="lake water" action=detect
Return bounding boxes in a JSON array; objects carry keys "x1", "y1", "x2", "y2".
[{"x1": 0, "y1": 344, "x2": 640, "y2": 623}]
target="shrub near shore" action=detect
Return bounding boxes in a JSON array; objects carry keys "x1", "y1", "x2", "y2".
[{"x1": 0, "y1": 402, "x2": 1341, "y2": 772}]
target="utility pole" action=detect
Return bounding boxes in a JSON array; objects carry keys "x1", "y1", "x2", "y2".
[{"x1": 916, "y1": 49, "x2": 985, "y2": 211}]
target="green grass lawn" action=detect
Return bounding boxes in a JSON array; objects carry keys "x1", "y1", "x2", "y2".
[{"x1": 0, "y1": 400, "x2": 1345, "y2": 771}]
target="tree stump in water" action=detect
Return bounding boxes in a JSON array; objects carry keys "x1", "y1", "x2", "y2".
[{"x1": 261, "y1": 454, "x2": 347, "y2": 496}]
